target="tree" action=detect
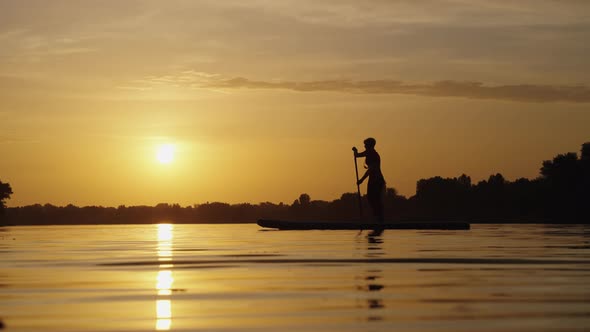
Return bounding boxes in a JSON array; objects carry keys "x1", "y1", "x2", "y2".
[
  {"x1": 581, "y1": 142, "x2": 590, "y2": 161},
  {"x1": 0, "y1": 180, "x2": 13, "y2": 211},
  {"x1": 0, "y1": 181, "x2": 12, "y2": 209},
  {"x1": 415, "y1": 175, "x2": 472, "y2": 218},
  {"x1": 540, "y1": 152, "x2": 578, "y2": 180},
  {"x1": 539, "y1": 147, "x2": 587, "y2": 220},
  {"x1": 298, "y1": 193, "x2": 311, "y2": 206}
]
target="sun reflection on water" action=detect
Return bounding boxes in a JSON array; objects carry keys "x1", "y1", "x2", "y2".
[
  {"x1": 157, "y1": 270, "x2": 174, "y2": 296},
  {"x1": 158, "y1": 224, "x2": 173, "y2": 262},
  {"x1": 156, "y1": 300, "x2": 172, "y2": 330},
  {"x1": 156, "y1": 224, "x2": 174, "y2": 330}
]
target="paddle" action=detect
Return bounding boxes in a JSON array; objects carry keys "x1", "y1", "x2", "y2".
[{"x1": 352, "y1": 147, "x2": 363, "y2": 221}]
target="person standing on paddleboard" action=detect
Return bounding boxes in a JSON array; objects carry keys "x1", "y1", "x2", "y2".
[{"x1": 353, "y1": 138, "x2": 386, "y2": 222}]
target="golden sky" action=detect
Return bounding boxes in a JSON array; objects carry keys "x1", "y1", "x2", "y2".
[{"x1": 1, "y1": 1, "x2": 589, "y2": 206}]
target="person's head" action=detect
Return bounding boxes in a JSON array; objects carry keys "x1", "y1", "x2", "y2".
[{"x1": 364, "y1": 137, "x2": 376, "y2": 149}]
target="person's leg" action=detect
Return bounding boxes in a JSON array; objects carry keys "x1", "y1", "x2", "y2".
[
  {"x1": 367, "y1": 184, "x2": 384, "y2": 222},
  {"x1": 378, "y1": 185, "x2": 385, "y2": 222},
  {"x1": 376, "y1": 200, "x2": 384, "y2": 222}
]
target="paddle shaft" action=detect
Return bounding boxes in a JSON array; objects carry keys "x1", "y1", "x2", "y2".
[{"x1": 353, "y1": 152, "x2": 363, "y2": 220}]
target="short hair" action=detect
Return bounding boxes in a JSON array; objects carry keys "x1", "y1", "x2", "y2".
[{"x1": 364, "y1": 137, "x2": 376, "y2": 148}]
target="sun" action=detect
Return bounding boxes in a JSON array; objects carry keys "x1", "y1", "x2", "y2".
[{"x1": 156, "y1": 144, "x2": 175, "y2": 164}]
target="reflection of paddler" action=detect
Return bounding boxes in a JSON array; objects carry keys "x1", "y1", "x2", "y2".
[{"x1": 353, "y1": 137, "x2": 386, "y2": 222}]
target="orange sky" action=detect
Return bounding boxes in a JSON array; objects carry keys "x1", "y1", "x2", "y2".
[{"x1": 1, "y1": 1, "x2": 589, "y2": 207}]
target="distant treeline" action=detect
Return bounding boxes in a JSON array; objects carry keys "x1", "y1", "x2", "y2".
[{"x1": 1, "y1": 142, "x2": 588, "y2": 225}]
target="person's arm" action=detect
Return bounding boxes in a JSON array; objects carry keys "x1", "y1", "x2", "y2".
[
  {"x1": 352, "y1": 147, "x2": 367, "y2": 158},
  {"x1": 357, "y1": 169, "x2": 369, "y2": 185}
]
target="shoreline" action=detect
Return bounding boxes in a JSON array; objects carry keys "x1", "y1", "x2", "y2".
[{"x1": 2, "y1": 220, "x2": 585, "y2": 226}]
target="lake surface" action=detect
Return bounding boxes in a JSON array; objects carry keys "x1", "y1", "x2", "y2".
[{"x1": 1, "y1": 224, "x2": 589, "y2": 332}]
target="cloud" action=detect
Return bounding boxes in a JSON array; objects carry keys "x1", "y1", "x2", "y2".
[
  {"x1": 204, "y1": 77, "x2": 590, "y2": 103},
  {"x1": 2, "y1": 1, "x2": 589, "y2": 88},
  {"x1": 202, "y1": 0, "x2": 590, "y2": 28},
  {"x1": 121, "y1": 71, "x2": 590, "y2": 103}
]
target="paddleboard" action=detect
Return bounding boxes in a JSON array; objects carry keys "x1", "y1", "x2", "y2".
[{"x1": 257, "y1": 219, "x2": 470, "y2": 230}]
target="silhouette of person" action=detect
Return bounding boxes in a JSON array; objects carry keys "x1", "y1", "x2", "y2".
[{"x1": 353, "y1": 138, "x2": 386, "y2": 222}]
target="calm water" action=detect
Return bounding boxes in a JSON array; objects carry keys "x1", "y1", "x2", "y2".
[{"x1": 1, "y1": 224, "x2": 589, "y2": 332}]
